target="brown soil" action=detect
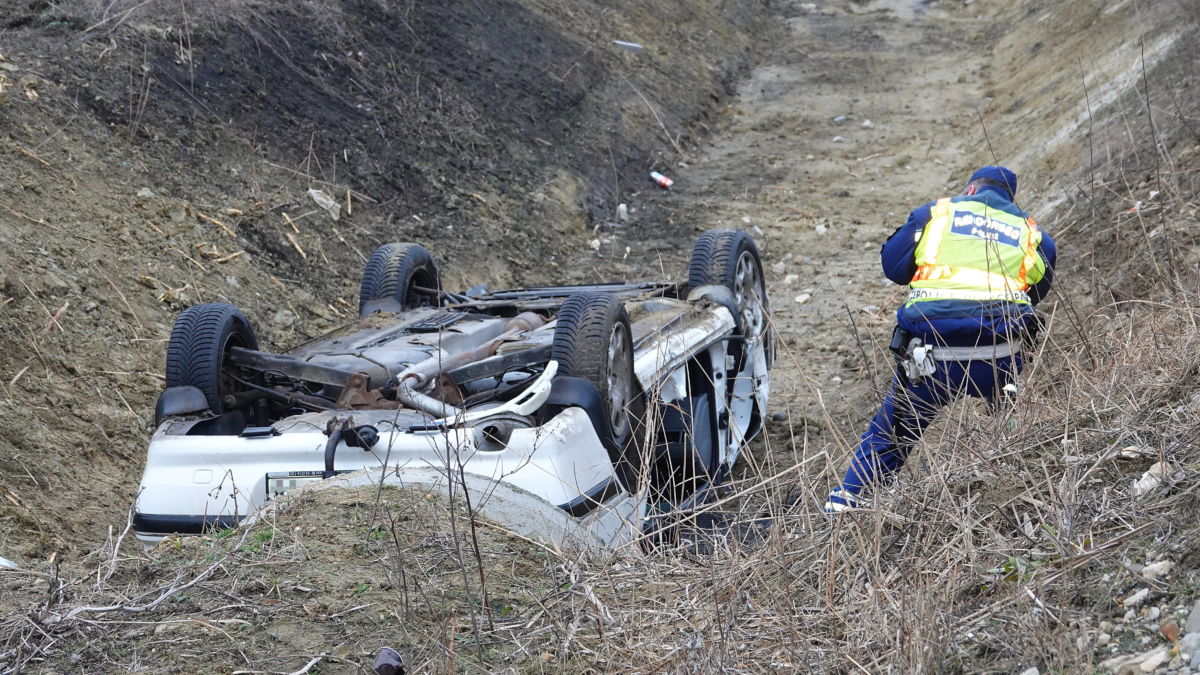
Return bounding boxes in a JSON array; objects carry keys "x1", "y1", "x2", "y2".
[
  {"x1": 4, "y1": 0, "x2": 1200, "y2": 671},
  {"x1": 0, "y1": 0, "x2": 766, "y2": 559}
]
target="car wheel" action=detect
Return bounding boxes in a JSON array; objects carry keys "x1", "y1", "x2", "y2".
[
  {"x1": 359, "y1": 243, "x2": 440, "y2": 316},
  {"x1": 551, "y1": 292, "x2": 637, "y2": 450},
  {"x1": 165, "y1": 303, "x2": 259, "y2": 415},
  {"x1": 687, "y1": 228, "x2": 769, "y2": 342}
]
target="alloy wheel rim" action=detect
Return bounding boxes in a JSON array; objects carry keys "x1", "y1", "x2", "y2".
[
  {"x1": 734, "y1": 251, "x2": 765, "y2": 337},
  {"x1": 607, "y1": 322, "x2": 633, "y2": 441}
]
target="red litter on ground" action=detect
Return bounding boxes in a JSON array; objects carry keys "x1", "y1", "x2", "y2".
[{"x1": 649, "y1": 171, "x2": 674, "y2": 190}]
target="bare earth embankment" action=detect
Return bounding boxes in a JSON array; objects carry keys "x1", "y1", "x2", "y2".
[{"x1": 3, "y1": 0, "x2": 1200, "y2": 672}]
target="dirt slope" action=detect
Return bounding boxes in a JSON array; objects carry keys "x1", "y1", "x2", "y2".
[
  {"x1": 0, "y1": 0, "x2": 766, "y2": 559},
  {"x1": 3, "y1": 0, "x2": 1200, "y2": 672}
]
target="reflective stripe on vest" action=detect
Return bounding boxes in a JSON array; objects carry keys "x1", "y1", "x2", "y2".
[{"x1": 908, "y1": 197, "x2": 1044, "y2": 307}]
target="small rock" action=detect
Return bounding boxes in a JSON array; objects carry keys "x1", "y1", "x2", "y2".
[
  {"x1": 770, "y1": 412, "x2": 787, "y2": 422},
  {"x1": 136, "y1": 187, "x2": 155, "y2": 198},
  {"x1": 1101, "y1": 621, "x2": 1115, "y2": 631},
  {"x1": 861, "y1": 119, "x2": 874, "y2": 128},
  {"x1": 1192, "y1": 649, "x2": 1200, "y2": 669},
  {"x1": 741, "y1": 216, "x2": 752, "y2": 224},
  {"x1": 1162, "y1": 620, "x2": 1181, "y2": 642},
  {"x1": 1180, "y1": 632, "x2": 1200, "y2": 654},
  {"x1": 832, "y1": 136, "x2": 845, "y2": 143},
  {"x1": 783, "y1": 274, "x2": 799, "y2": 286},
  {"x1": 772, "y1": 261, "x2": 786, "y2": 274},
  {"x1": 815, "y1": 224, "x2": 828, "y2": 235},
  {"x1": 1018, "y1": 667, "x2": 1039, "y2": 675},
  {"x1": 1124, "y1": 609, "x2": 1139, "y2": 622},
  {"x1": 1145, "y1": 606, "x2": 1161, "y2": 621},
  {"x1": 1097, "y1": 632, "x2": 1112, "y2": 646},
  {"x1": 270, "y1": 310, "x2": 296, "y2": 329},
  {"x1": 833, "y1": 115, "x2": 847, "y2": 123},
  {"x1": 1125, "y1": 588, "x2": 1151, "y2": 609},
  {"x1": 1102, "y1": 652, "x2": 1142, "y2": 674},
  {"x1": 1143, "y1": 561, "x2": 1173, "y2": 580},
  {"x1": 616, "y1": 203, "x2": 629, "y2": 222},
  {"x1": 794, "y1": 293, "x2": 811, "y2": 304},
  {"x1": 588, "y1": 238, "x2": 601, "y2": 251},
  {"x1": 1139, "y1": 646, "x2": 1169, "y2": 672},
  {"x1": 1185, "y1": 602, "x2": 1200, "y2": 633}
]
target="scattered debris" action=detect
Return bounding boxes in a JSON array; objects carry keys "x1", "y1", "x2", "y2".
[
  {"x1": 589, "y1": 238, "x2": 601, "y2": 251},
  {"x1": 373, "y1": 647, "x2": 405, "y2": 675},
  {"x1": 1123, "y1": 588, "x2": 1150, "y2": 608},
  {"x1": 1132, "y1": 461, "x2": 1168, "y2": 497},
  {"x1": 783, "y1": 273, "x2": 799, "y2": 286},
  {"x1": 1141, "y1": 561, "x2": 1173, "y2": 580},
  {"x1": 136, "y1": 187, "x2": 155, "y2": 198},
  {"x1": 832, "y1": 135, "x2": 845, "y2": 143},
  {"x1": 197, "y1": 212, "x2": 237, "y2": 238},
  {"x1": 0, "y1": 555, "x2": 16, "y2": 569},
  {"x1": 40, "y1": 300, "x2": 69, "y2": 332},
  {"x1": 815, "y1": 223, "x2": 828, "y2": 235},
  {"x1": 286, "y1": 232, "x2": 308, "y2": 259},
  {"x1": 616, "y1": 203, "x2": 629, "y2": 222},
  {"x1": 612, "y1": 40, "x2": 646, "y2": 53},
  {"x1": 861, "y1": 119, "x2": 874, "y2": 128},
  {"x1": 833, "y1": 115, "x2": 847, "y2": 123},
  {"x1": 649, "y1": 171, "x2": 674, "y2": 190},
  {"x1": 307, "y1": 188, "x2": 341, "y2": 221},
  {"x1": 1118, "y1": 445, "x2": 1154, "y2": 459}
]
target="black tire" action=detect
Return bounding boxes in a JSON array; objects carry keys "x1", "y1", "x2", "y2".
[
  {"x1": 359, "y1": 243, "x2": 440, "y2": 316},
  {"x1": 165, "y1": 303, "x2": 259, "y2": 415},
  {"x1": 551, "y1": 292, "x2": 638, "y2": 451},
  {"x1": 687, "y1": 228, "x2": 769, "y2": 343}
]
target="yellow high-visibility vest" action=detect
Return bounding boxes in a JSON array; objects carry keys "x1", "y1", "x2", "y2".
[{"x1": 907, "y1": 197, "x2": 1045, "y2": 307}]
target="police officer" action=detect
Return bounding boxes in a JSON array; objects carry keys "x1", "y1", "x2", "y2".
[{"x1": 824, "y1": 166, "x2": 1056, "y2": 513}]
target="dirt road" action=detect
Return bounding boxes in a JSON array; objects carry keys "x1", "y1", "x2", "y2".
[{"x1": 605, "y1": 0, "x2": 1001, "y2": 487}]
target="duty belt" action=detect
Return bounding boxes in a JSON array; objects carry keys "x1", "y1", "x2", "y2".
[
  {"x1": 906, "y1": 288, "x2": 1031, "y2": 304},
  {"x1": 899, "y1": 338, "x2": 1021, "y2": 383},
  {"x1": 929, "y1": 341, "x2": 1021, "y2": 361}
]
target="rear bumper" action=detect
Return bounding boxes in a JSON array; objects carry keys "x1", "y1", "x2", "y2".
[{"x1": 134, "y1": 407, "x2": 631, "y2": 543}]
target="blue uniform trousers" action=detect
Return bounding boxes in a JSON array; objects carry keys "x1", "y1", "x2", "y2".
[{"x1": 834, "y1": 355, "x2": 1021, "y2": 501}]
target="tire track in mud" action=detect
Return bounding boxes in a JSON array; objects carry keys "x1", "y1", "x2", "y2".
[{"x1": 609, "y1": 0, "x2": 999, "y2": 488}]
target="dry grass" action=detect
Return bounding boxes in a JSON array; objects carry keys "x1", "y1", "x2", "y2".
[
  {"x1": 5, "y1": 238, "x2": 1198, "y2": 673},
  {"x1": 3, "y1": 3, "x2": 1199, "y2": 674}
]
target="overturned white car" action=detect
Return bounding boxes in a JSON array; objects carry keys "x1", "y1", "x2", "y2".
[{"x1": 134, "y1": 229, "x2": 772, "y2": 548}]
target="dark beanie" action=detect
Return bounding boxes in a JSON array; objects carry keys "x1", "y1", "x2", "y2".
[{"x1": 968, "y1": 166, "x2": 1018, "y2": 199}]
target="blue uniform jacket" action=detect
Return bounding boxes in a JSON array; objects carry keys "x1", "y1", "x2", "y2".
[{"x1": 881, "y1": 186, "x2": 1056, "y2": 346}]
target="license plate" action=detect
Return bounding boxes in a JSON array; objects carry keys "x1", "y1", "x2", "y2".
[{"x1": 265, "y1": 471, "x2": 351, "y2": 499}]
